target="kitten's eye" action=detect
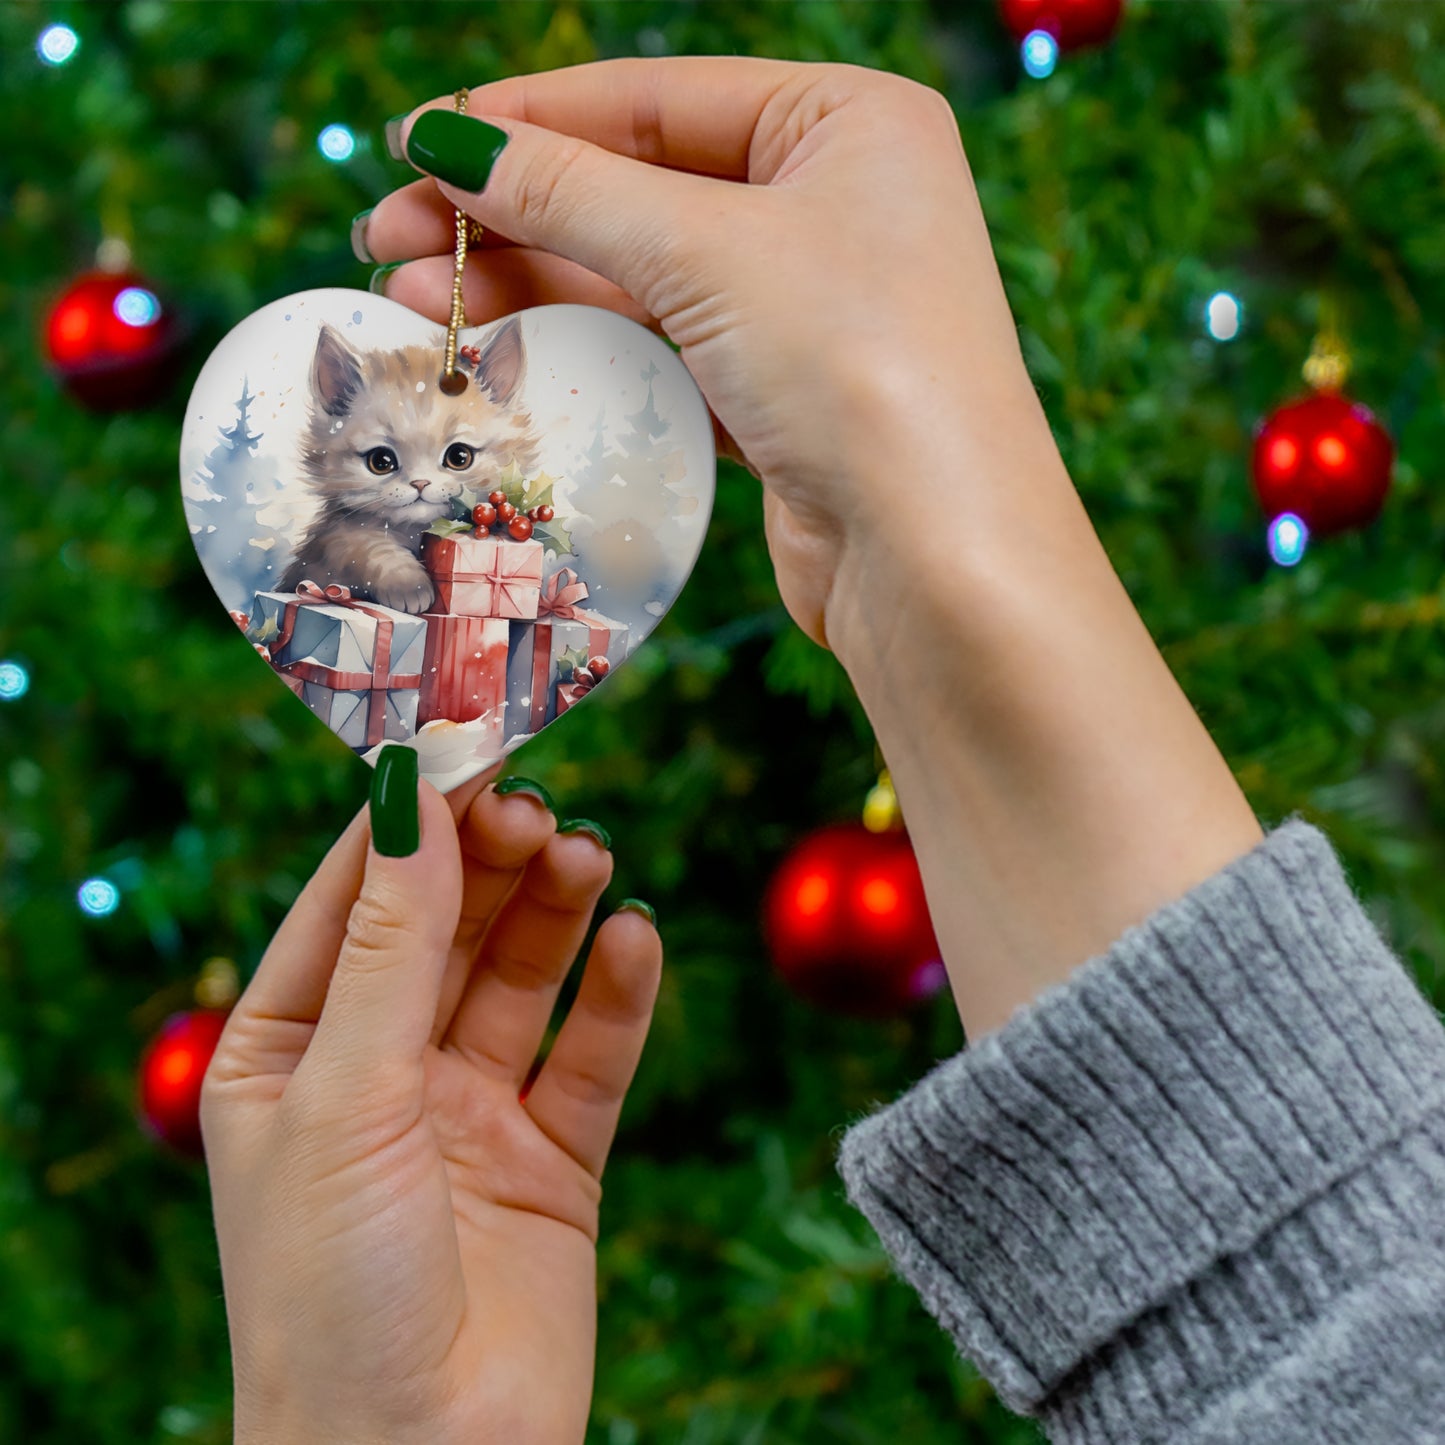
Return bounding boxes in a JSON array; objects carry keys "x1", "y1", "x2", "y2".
[
  {"x1": 364, "y1": 447, "x2": 399, "y2": 475},
  {"x1": 443, "y1": 443, "x2": 475, "y2": 470}
]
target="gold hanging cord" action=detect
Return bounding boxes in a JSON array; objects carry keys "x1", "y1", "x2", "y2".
[
  {"x1": 1302, "y1": 293, "x2": 1350, "y2": 394},
  {"x1": 440, "y1": 88, "x2": 480, "y2": 395}
]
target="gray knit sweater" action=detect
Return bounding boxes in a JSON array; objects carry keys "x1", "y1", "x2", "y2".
[{"x1": 836, "y1": 819, "x2": 1445, "y2": 1443}]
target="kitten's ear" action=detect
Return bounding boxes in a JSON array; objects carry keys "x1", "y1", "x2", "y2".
[
  {"x1": 312, "y1": 326, "x2": 364, "y2": 416},
  {"x1": 473, "y1": 317, "x2": 525, "y2": 405}
]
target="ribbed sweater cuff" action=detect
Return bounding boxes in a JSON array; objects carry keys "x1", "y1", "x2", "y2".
[{"x1": 836, "y1": 819, "x2": 1445, "y2": 1430}]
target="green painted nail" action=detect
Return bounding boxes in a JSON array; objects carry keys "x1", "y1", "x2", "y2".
[
  {"x1": 405, "y1": 110, "x2": 509, "y2": 192},
  {"x1": 369, "y1": 261, "x2": 404, "y2": 296},
  {"x1": 617, "y1": 898, "x2": 656, "y2": 926},
  {"x1": 370, "y1": 745, "x2": 420, "y2": 857},
  {"x1": 350, "y1": 208, "x2": 375, "y2": 264},
  {"x1": 558, "y1": 818, "x2": 611, "y2": 851},
  {"x1": 384, "y1": 113, "x2": 409, "y2": 162},
  {"x1": 494, "y1": 775, "x2": 555, "y2": 812}
]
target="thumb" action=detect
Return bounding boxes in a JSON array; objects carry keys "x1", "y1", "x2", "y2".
[
  {"x1": 397, "y1": 106, "x2": 739, "y2": 318},
  {"x1": 303, "y1": 747, "x2": 463, "y2": 1089}
]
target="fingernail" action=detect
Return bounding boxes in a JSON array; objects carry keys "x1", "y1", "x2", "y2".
[
  {"x1": 370, "y1": 744, "x2": 420, "y2": 857},
  {"x1": 617, "y1": 898, "x2": 656, "y2": 926},
  {"x1": 369, "y1": 261, "x2": 404, "y2": 296},
  {"x1": 558, "y1": 818, "x2": 611, "y2": 851},
  {"x1": 405, "y1": 110, "x2": 510, "y2": 192},
  {"x1": 493, "y1": 775, "x2": 555, "y2": 813},
  {"x1": 384, "y1": 113, "x2": 409, "y2": 162},
  {"x1": 350, "y1": 208, "x2": 375, "y2": 264}
]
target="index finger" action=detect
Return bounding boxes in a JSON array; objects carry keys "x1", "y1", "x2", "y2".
[{"x1": 411, "y1": 55, "x2": 812, "y2": 182}]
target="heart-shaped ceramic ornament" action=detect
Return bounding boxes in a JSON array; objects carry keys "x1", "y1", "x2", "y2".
[{"x1": 180, "y1": 290, "x2": 715, "y2": 792}]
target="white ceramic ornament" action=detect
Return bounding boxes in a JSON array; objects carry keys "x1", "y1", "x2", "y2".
[{"x1": 180, "y1": 290, "x2": 715, "y2": 791}]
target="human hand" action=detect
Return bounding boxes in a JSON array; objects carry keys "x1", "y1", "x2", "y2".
[
  {"x1": 361, "y1": 60, "x2": 1260, "y2": 1044},
  {"x1": 361, "y1": 57, "x2": 1055, "y2": 650},
  {"x1": 201, "y1": 755, "x2": 661, "y2": 1445}
]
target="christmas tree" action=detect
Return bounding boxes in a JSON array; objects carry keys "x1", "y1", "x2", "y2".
[
  {"x1": 2, "y1": 3, "x2": 1444, "y2": 1443},
  {"x1": 184, "y1": 381, "x2": 296, "y2": 605}
]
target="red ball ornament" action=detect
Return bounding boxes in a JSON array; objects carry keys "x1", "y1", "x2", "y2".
[
  {"x1": 998, "y1": 0, "x2": 1124, "y2": 50},
  {"x1": 137, "y1": 1009, "x2": 230, "y2": 1157},
  {"x1": 1251, "y1": 392, "x2": 1394, "y2": 537},
  {"x1": 45, "y1": 270, "x2": 181, "y2": 410},
  {"x1": 763, "y1": 823, "x2": 945, "y2": 1017},
  {"x1": 472, "y1": 502, "x2": 497, "y2": 528},
  {"x1": 508, "y1": 514, "x2": 535, "y2": 541}
]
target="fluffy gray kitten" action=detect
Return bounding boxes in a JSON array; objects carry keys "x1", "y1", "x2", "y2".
[{"x1": 279, "y1": 317, "x2": 542, "y2": 613}]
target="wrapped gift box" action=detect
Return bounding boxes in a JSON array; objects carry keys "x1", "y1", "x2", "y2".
[
  {"x1": 422, "y1": 533, "x2": 543, "y2": 619},
  {"x1": 418, "y1": 613, "x2": 511, "y2": 749},
  {"x1": 249, "y1": 585, "x2": 425, "y2": 750},
  {"x1": 504, "y1": 568, "x2": 629, "y2": 739},
  {"x1": 555, "y1": 680, "x2": 592, "y2": 717}
]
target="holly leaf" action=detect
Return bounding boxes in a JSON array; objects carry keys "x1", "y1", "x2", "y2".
[
  {"x1": 426, "y1": 518, "x2": 474, "y2": 538},
  {"x1": 558, "y1": 646, "x2": 589, "y2": 680},
  {"x1": 522, "y1": 470, "x2": 557, "y2": 513},
  {"x1": 250, "y1": 613, "x2": 279, "y2": 644},
  {"x1": 532, "y1": 519, "x2": 573, "y2": 557},
  {"x1": 494, "y1": 457, "x2": 528, "y2": 509}
]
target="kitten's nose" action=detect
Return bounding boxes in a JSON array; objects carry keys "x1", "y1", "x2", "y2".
[{"x1": 410, "y1": 479, "x2": 431, "y2": 493}]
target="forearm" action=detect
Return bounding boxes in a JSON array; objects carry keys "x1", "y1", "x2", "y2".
[{"x1": 825, "y1": 383, "x2": 1261, "y2": 1039}]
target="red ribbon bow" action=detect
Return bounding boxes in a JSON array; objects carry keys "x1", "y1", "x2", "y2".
[
  {"x1": 295, "y1": 579, "x2": 355, "y2": 605},
  {"x1": 537, "y1": 568, "x2": 590, "y2": 620}
]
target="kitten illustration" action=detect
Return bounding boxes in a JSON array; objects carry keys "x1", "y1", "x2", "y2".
[{"x1": 279, "y1": 317, "x2": 542, "y2": 613}]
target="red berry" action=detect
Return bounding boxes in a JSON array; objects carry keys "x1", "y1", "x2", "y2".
[
  {"x1": 586, "y1": 655, "x2": 610, "y2": 680},
  {"x1": 472, "y1": 502, "x2": 497, "y2": 528},
  {"x1": 572, "y1": 667, "x2": 596, "y2": 689},
  {"x1": 488, "y1": 490, "x2": 507, "y2": 507},
  {"x1": 508, "y1": 515, "x2": 534, "y2": 541},
  {"x1": 535, "y1": 504, "x2": 555, "y2": 523},
  {"x1": 496, "y1": 501, "x2": 517, "y2": 523}
]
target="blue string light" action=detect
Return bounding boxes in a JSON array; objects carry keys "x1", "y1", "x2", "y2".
[
  {"x1": 78, "y1": 878, "x2": 121, "y2": 918},
  {"x1": 37, "y1": 24, "x2": 79, "y2": 66},
  {"x1": 1021, "y1": 30, "x2": 1059, "y2": 79},
  {"x1": 318, "y1": 124, "x2": 356, "y2": 162},
  {"x1": 114, "y1": 287, "x2": 162, "y2": 328},
  {"x1": 1205, "y1": 291, "x2": 1243, "y2": 342},
  {"x1": 1267, "y1": 512, "x2": 1309, "y2": 567},
  {"x1": 0, "y1": 660, "x2": 29, "y2": 701}
]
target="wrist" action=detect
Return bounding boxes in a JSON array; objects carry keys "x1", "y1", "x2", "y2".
[
  {"x1": 823, "y1": 388, "x2": 1079, "y2": 680},
  {"x1": 822, "y1": 421, "x2": 1261, "y2": 1039}
]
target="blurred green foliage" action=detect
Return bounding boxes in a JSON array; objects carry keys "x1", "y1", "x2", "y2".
[{"x1": 1, "y1": 2, "x2": 1443, "y2": 1442}]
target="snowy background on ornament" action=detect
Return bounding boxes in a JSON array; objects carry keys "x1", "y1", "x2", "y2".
[{"x1": 180, "y1": 292, "x2": 712, "y2": 640}]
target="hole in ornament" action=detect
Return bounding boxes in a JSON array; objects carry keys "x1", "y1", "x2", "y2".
[{"x1": 439, "y1": 369, "x2": 469, "y2": 396}]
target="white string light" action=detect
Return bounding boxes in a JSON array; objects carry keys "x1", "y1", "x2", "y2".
[
  {"x1": 317, "y1": 124, "x2": 356, "y2": 162},
  {"x1": 37, "y1": 24, "x2": 79, "y2": 66}
]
